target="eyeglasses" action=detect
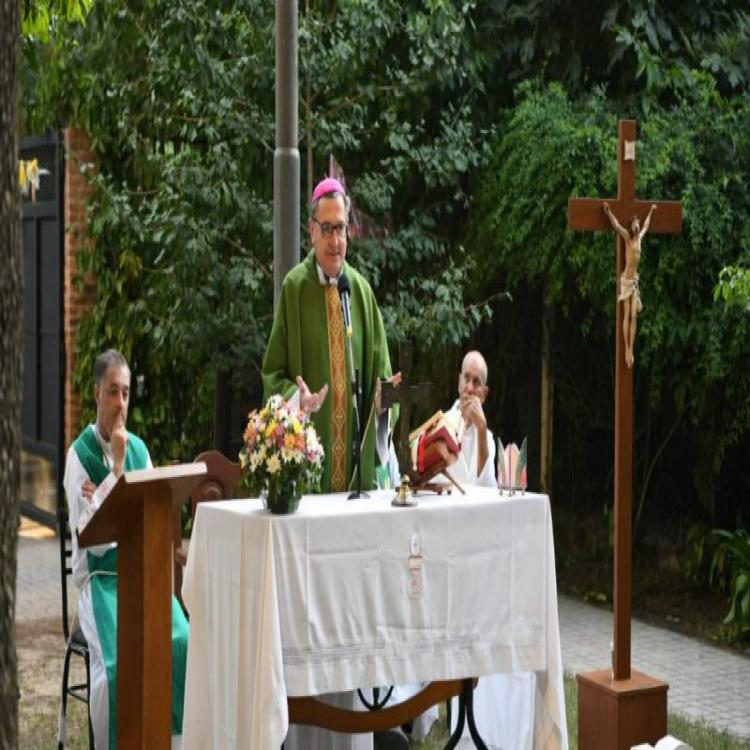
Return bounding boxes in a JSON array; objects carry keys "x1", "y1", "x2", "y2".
[{"x1": 312, "y1": 219, "x2": 348, "y2": 239}]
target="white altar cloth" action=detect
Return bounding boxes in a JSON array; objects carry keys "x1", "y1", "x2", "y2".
[{"x1": 181, "y1": 488, "x2": 567, "y2": 749}]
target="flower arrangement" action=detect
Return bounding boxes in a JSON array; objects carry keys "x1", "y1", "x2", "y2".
[{"x1": 239, "y1": 394, "x2": 325, "y2": 513}]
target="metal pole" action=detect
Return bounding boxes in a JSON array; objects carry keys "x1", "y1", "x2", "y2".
[{"x1": 274, "y1": 0, "x2": 300, "y2": 309}]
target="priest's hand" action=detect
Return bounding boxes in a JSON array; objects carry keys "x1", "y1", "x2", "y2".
[
  {"x1": 297, "y1": 376, "x2": 328, "y2": 414},
  {"x1": 459, "y1": 394, "x2": 487, "y2": 432},
  {"x1": 81, "y1": 479, "x2": 96, "y2": 504},
  {"x1": 110, "y1": 415, "x2": 128, "y2": 477},
  {"x1": 460, "y1": 395, "x2": 489, "y2": 476},
  {"x1": 376, "y1": 372, "x2": 402, "y2": 416}
]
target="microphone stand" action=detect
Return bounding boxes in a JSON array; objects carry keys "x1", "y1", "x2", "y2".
[
  {"x1": 348, "y1": 364, "x2": 367, "y2": 499},
  {"x1": 339, "y1": 274, "x2": 368, "y2": 499}
]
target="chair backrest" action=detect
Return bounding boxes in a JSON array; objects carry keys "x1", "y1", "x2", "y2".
[
  {"x1": 190, "y1": 450, "x2": 242, "y2": 516},
  {"x1": 172, "y1": 450, "x2": 243, "y2": 610}
]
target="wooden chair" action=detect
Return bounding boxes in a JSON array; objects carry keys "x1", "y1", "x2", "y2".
[{"x1": 173, "y1": 450, "x2": 242, "y2": 606}]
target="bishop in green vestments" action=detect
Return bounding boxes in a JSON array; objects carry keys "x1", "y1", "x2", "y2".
[{"x1": 262, "y1": 177, "x2": 396, "y2": 494}]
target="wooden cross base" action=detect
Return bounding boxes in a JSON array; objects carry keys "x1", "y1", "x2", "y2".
[{"x1": 577, "y1": 668, "x2": 668, "y2": 750}]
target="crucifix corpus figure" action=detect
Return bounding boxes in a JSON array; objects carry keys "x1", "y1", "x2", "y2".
[{"x1": 603, "y1": 201, "x2": 657, "y2": 368}]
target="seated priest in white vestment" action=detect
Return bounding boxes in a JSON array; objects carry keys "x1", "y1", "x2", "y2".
[
  {"x1": 62, "y1": 349, "x2": 188, "y2": 750},
  {"x1": 389, "y1": 351, "x2": 536, "y2": 750},
  {"x1": 440, "y1": 349, "x2": 497, "y2": 488},
  {"x1": 448, "y1": 351, "x2": 536, "y2": 750}
]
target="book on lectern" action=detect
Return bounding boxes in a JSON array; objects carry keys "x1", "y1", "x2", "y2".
[{"x1": 409, "y1": 410, "x2": 462, "y2": 475}]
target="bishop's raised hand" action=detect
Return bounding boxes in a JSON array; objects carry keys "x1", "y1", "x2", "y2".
[{"x1": 297, "y1": 375, "x2": 328, "y2": 414}]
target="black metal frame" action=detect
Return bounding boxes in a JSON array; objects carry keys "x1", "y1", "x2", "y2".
[
  {"x1": 58, "y1": 507, "x2": 94, "y2": 750},
  {"x1": 444, "y1": 679, "x2": 488, "y2": 750}
]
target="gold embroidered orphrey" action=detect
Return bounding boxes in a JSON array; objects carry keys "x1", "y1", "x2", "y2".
[{"x1": 325, "y1": 285, "x2": 348, "y2": 490}]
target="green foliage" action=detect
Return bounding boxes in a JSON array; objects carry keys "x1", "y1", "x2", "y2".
[
  {"x1": 711, "y1": 529, "x2": 750, "y2": 642},
  {"x1": 715, "y1": 267, "x2": 750, "y2": 310},
  {"x1": 685, "y1": 522, "x2": 721, "y2": 584},
  {"x1": 20, "y1": 0, "x2": 750, "y2": 513},
  {"x1": 24, "y1": 0, "x2": 494, "y2": 463},
  {"x1": 469, "y1": 79, "x2": 750, "y2": 520},
  {"x1": 56, "y1": 0, "x2": 280, "y2": 461},
  {"x1": 465, "y1": 0, "x2": 750, "y2": 110},
  {"x1": 20, "y1": 0, "x2": 92, "y2": 134},
  {"x1": 296, "y1": 0, "x2": 496, "y2": 347},
  {"x1": 606, "y1": 1, "x2": 750, "y2": 104}
]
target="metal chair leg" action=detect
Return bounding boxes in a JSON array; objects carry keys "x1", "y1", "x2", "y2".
[
  {"x1": 85, "y1": 648, "x2": 94, "y2": 750},
  {"x1": 58, "y1": 644, "x2": 73, "y2": 749}
]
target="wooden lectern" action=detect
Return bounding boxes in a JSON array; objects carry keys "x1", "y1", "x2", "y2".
[{"x1": 78, "y1": 463, "x2": 207, "y2": 749}]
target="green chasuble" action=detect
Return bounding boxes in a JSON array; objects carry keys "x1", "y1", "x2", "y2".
[
  {"x1": 72, "y1": 426, "x2": 188, "y2": 747},
  {"x1": 262, "y1": 250, "x2": 396, "y2": 492}
]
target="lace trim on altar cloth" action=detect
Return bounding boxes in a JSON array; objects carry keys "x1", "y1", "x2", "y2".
[{"x1": 281, "y1": 628, "x2": 545, "y2": 670}]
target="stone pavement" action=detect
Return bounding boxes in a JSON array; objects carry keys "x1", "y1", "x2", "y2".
[
  {"x1": 559, "y1": 596, "x2": 750, "y2": 741},
  {"x1": 15, "y1": 522, "x2": 750, "y2": 742}
]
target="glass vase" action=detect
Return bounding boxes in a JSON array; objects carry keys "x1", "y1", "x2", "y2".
[{"x1": 261, "y1": 477, "x2": 301, "y2": 515}]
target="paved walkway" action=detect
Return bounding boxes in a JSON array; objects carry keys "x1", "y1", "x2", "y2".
[
  {"x1": 559, "y1": 596, "x2": 750, "y2": 741},
  {"x1": 16, "y1": 523, "x2": 750, "y2": 742}
]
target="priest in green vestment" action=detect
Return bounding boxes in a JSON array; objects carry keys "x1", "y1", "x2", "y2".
[
  {"x1": 62, "y1": 349, "x2": 188, "y2": 750},
  {"x1": 262, "y1": 177, "x2": 398, "y2": 495}
]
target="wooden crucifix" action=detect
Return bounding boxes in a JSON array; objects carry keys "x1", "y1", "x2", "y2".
[
  {"x1": 380, "y1": 341, "x2": 431, "y2": 479},
  {"x1": 568, "y1": 120, "x2": 682, "y2": 748}
]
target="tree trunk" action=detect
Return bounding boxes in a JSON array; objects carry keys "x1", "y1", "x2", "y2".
[{"x1": 0, "y1": 0, "x2": 22, "y2": 744}]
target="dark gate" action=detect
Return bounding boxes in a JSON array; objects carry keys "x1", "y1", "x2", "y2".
[{"x1": 20, "y1": 132, "x2": 65, "y2": 528}]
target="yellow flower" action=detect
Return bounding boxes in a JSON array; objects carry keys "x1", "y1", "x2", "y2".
[
  {"x1": 292, "y1": 419, "x2": 302, "y2": 434},
  {"x1": 266, "y1": 453, "x2": 281, "y2": 475},
  {"x1": 265, "y1": 419, "x2": 277, "y2": 438}
]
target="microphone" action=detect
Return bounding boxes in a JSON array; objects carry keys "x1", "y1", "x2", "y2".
[
  {"x1": 337, "y1": 273, "x2": 353, "y2": 341},
  {"x1": 338, "y1": 274, "x2": 356, "y2": 389}
]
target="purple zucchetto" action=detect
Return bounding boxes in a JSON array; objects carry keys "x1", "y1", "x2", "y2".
[{"x1": 311, "y1": 177, "x2": 346, "y2": 204}]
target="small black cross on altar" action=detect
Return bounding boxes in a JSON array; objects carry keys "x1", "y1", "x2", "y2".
[{"x1": 380, "y1": 342, "x2": 431, "y2": 478}]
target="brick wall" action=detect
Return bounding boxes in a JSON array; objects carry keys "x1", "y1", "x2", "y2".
[{"x1": 63, "y1": 127, "x2": 97, "y2": 449}]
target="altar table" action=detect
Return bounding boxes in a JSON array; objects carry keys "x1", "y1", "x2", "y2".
[{"x1": 181, "y1": 487, "x2": 567, "y2": 749}]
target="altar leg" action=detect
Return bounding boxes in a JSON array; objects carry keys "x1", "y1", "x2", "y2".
[
  {"x1": 444, "y1": 687, "x2": 466, "y2": 750},
  {"x1": 465, "y1": 679, "x2": 488, "y2": 750},
  {"x1": 284, "y1": 691, "x2": 374, "y2": 750}
]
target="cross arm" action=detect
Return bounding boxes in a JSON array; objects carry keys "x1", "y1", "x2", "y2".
[
  {"x1": 634, "y1": 200, "x2": 682, "y2": 234},
  {"x1": 568, "y1": 197, "x2": 683, "y2": 234},
  {"x1": 380, "y1": 382, "x2": 431, "y2": 410},
  {"x1": 568, "y1": 197, "x2": 615, "y2": 231}
]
